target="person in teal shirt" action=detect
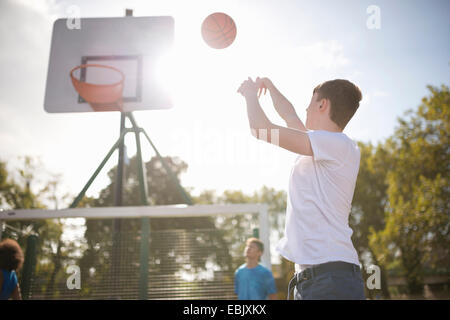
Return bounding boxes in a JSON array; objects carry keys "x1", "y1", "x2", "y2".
[
  {"x1": 0, "y1": 238, "x2": 23, "y2": 300},
  {"x1": 235, "y1": 237, "x2": 277, "y2": 300}
]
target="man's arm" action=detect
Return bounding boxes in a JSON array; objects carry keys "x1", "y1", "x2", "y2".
[
  {"x1": 257, "y1": 77, "x2": 307, "y2": 131},
  {"x1": 265, "y1": 270, "x2": 278, "y2": 300},
  {"x1": 238, "y1": 79, "x2": 313, "y2": 156},
  {"x1": 11, "y1": 284, "x2": 22, "y2": 300},
  {"x1": 234, "y1": 271, "x2": 239, "y2": 298},
  {"x1": 266, "y1": 122, "x2": 313, "y2": 156}
]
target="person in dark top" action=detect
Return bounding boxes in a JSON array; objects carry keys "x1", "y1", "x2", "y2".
[{"x1": 0, "y1": 238, "x2": 24, "y2": 300}]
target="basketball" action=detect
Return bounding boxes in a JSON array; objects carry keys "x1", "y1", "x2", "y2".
[{"x1": 201, "y1": 12, "x2": 237, "y2": 49}]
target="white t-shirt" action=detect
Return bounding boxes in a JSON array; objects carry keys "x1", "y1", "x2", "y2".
[{"x1": 276, "y1": 129, "x2": 361, "y2": 266}]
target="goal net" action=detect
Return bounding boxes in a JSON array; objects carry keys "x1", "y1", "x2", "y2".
[{"x1": 0, "y1": 204, "x2": 270, "y2": 300}]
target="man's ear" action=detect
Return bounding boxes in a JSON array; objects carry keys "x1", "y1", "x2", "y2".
[{"x1": 319, "y1": 98, "x2": 329, "y2": 112}]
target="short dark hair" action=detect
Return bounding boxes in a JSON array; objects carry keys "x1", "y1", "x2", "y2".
[
  {"x1": 246, "y1": 237, "x2": 264, "y2": 253},
  {"x1": 0, "y1": 238, "x2": 24, "y2": 271},
  {"x1": 313, "y1": 79, "x2": 362, "y2": 130}
]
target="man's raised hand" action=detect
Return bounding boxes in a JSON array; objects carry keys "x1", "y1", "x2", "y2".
[
  {"x1": 256, "y1": 77, "x2": 274, "y2": 98},
  {"x1": 237, "y1": 77, "x2": 259, "y2": 98}
]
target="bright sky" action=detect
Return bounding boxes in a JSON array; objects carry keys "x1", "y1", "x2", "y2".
[{"x1": 0, "y1": 0, "x2": 449, "y2": 207}]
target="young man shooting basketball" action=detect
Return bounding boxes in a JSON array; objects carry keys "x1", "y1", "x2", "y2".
[{"x1": 237, "y1": 77, "x2": 365, "y2": 300}]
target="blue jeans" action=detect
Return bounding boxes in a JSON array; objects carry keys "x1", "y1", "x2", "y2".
[{"x1": 293, "y1": 265, "x2": 366, "y2": 300}]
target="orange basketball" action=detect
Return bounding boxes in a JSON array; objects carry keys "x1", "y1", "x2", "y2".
[{"x1": 201, "y1": 12, "x2": 237, "y2": 49}]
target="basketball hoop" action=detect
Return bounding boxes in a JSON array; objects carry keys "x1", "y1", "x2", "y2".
[{"x1": 70, "y1": 64, "x2": 125, "y2": 112}]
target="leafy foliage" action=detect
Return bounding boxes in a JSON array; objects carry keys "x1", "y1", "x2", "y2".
[{"x1": 369, "y1": 85, "x2": 449, "y2": 295}]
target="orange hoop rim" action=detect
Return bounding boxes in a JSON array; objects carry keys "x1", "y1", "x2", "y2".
[{"x1": 69, "y1": 64, "x2": 125, "y2": 88}]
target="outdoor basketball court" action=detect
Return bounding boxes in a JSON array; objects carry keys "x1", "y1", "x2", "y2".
[{"x1": 1, "y1": 0, "x2": 447, "y2": 307}]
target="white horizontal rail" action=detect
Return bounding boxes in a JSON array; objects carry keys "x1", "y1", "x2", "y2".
[{"x1": 0, "y1": 204, "x2": 267, "y2": 221}]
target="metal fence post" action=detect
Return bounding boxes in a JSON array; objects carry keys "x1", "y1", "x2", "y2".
[{"x1": 21, "y1": 234, "x2": 38, "y2": 299}]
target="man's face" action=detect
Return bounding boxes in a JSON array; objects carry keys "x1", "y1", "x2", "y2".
[
  {"x1": 305, "y1": 92, "x2": 322, "y2": 130},
  {"x1": 244, "y1": 242, "x2": 262, "y2": 260}
]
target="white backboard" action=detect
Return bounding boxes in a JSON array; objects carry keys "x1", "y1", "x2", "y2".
[{"x1": 44, "y1": 16, "x2": 174, "y2": 113}]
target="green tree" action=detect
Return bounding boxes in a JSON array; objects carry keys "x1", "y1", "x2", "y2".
[
  {"x1": 369, "y1": 85, "x2": 449, "y2": 295},
  {"x1": 0, "y1": 157, "x2": 77, "y2": 298},
  {"x1": 0, "y1": 157, "x2": 44, "y2": 210},
  {"x1": 351, "y1": 141, "x2": 392, "y2": 298}
]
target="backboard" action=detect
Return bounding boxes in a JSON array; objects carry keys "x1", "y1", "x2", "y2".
[{"x1": 44, "y1": 16, "x2": 174, "y2": 113}]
